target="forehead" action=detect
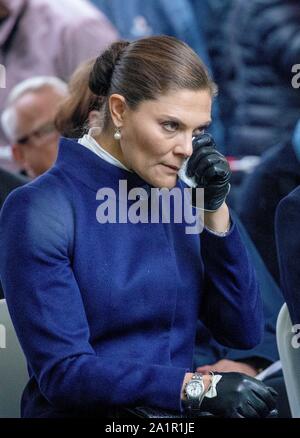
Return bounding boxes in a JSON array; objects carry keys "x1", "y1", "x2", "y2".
[
  {"x1": 136, "y1": 89, "x2": 212, "y2": 126},
  {"x1": 14, "y1": 87, "x2": 64, "y2": 127}
]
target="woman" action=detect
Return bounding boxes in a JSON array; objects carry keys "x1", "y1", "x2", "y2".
[{"x1": 0, "y1": 36, "x2": 277, "y2": 418}]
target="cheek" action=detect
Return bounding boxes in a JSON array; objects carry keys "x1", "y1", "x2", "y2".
[
  {"x1": 47, "y1": 141, "x2": 59, "y2": 155},
  {"x1": 135, "y1": 126, "x2": 169, "y2": 159},
  {"x1": 122, "y1": 116, "x2": 173, "y2": 173},
  {"x1": 27, "y1": 146, "x2": 46, "y2": 165},
  {"x1": 22, "y1": 146, "x2": 34, "y2": 160}
]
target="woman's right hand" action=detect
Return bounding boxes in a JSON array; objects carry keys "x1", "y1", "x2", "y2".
[{"x1": 200, "y1": 372, "x2": 278, "y2": 418}]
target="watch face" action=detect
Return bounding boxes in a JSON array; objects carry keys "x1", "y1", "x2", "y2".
[{"x1": 186, "y1": 381, "x2": 203, "y2": 398}]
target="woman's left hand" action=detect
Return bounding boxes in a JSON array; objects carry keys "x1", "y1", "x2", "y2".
[{"x1": 186, "y1": 133, "x2": 231, "y2": 212}]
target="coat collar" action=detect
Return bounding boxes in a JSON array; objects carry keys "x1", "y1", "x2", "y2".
[{"x1": 55, "y1": 137, "x2": 154, "y2": 197}]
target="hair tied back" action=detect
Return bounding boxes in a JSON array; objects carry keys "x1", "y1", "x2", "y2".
[{"x1": 89, "y1": 40, "x2": 130, "y2": 97}]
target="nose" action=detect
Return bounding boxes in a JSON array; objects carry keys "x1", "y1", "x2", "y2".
[{"x1": 173, "y1": 134, "x2": 193, "y2": 159}]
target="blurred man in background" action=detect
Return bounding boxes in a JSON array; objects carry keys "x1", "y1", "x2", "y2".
[
  {"x1": 1, "y1": 77, "x2": 67, "y2": 178},
  {"x1": 0, "y1": 0, "x2": 118, "y2": 147}
]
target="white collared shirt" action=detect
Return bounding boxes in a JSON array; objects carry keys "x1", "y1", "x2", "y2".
[{"x1": 78, "y1": 129, "x2": 132, "y2": 172}]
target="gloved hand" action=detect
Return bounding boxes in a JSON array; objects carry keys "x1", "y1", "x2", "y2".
[
  {"x1": 200, "y1": 372, "x2": 278, "y2": 418},
  {"x1": 186, "y1": 133, "x2": 231, "y2": 211}
]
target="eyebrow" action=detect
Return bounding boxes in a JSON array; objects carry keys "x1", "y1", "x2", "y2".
[{"x1": 159, "y1": 115, "x2": 212, "y2": 130}]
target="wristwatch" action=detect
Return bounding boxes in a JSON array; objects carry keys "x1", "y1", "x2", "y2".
[{"x1": 184, "y1": 372, "x2": 206, "y2": 412}]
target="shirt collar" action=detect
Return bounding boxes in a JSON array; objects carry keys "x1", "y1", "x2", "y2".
[{"x1": 78, "y1": 129, "x2": 132, "y2": 173}]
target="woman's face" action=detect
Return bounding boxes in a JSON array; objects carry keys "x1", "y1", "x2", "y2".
[{"x1": 119, "y1": 88, "x2": 212, "y2": 189}]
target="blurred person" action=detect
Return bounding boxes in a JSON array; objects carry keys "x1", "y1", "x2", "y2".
[
  {"x1": 0, "y1": 0, "x2": 118, "y2": 146},
  {"x1": 276, "y1": 185, "x2": 300, "y2": 327},
  {"x1": 56, "y1": 55, "x2": 290, "y2": 417},
  {"x1": 1, "y1": 76, "x2": 67, "y2": 178},
  {"x1": 236, "y1": 120, "x2": 300, "y2": 284},
  {"x1": 0, "y1": 36, "x2": 277, "y2": 418},
  {"x1": 226, "y1": 0, "x2": 300, "y2": 157}
]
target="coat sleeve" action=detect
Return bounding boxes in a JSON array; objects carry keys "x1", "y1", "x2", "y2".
[
  {"x1": 199, "y1": 216, "x2": 264, "y2": 349},
  {"x1": 196, "y1": 214, "x2": 283, "y2": 366},
  {"x1": 0, "y1": 186, "x2": 187, "y2": 413}
]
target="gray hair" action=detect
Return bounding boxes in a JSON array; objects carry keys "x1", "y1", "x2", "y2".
[{"x1": 1, "y1": 76, "x2": 68, "y2": 142}]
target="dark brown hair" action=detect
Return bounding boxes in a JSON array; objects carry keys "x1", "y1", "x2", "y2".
[
  {"x1": 89, "y1": 36, "x2": 217, "y2": 131},
  {"x1": 55, "y1": 58, "x2": 100, "y2": 138}
]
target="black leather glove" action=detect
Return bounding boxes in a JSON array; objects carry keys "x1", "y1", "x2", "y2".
[
  {"x1": 200, "y1": 372, "x2": 278, "y2": 418},
  {"x1": 186, "y1": 133, "x2": 231, "y2": 211}
]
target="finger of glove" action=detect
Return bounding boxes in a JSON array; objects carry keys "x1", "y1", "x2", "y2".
[
  {"x1": 203, "y1": 183, "x2": 230, "y2": 203},
  {"x1": 204, "y1": 185, "x2": 229, "y2": 204},
  {"x1": 186, "y1": 147, "x2": 219, "y2": 176},
  {"x1": 252, "y1": 386, "x2": 278, "y2": 411},
  {"x1": 200, "y1": 161, "x2": 231, "y2": 183},
  {"x1": 245, "y1": 394, "x2": 273, "y2": 418},
  {"x1": 267, "y1": 387, "x2": 279, "y2": 399},
  {"x1": 187, "y1": 154, "x2": 228, "y2": 183},
  {"x1": 192, "y1": 133, "x2": 216, "y2": 150},
  {"x1": 188, "y1": 144, "x2": 225, "y2": 166},
  {"x1": 236, "y1": 402, "x2": 260, "y2": 419},
  {"x1": 229, "y1": 407, "x2": 247, "y2": 419}
]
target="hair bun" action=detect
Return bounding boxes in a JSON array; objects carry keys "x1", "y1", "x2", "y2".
[{"x1": 89, "y1": 41, "x2": 130, "y2": 97}]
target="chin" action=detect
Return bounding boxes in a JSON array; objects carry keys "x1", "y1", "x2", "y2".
[{"x1": 155, "y1": 177, "x2": 178, "y2": 190}]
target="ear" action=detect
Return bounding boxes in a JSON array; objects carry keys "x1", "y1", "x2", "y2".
[
  {"x1": 108, "y1": 94, "x2": 126, "y2": 128},
  {"x1": 11, "y1": 144, "x2": 25, "y2": 167}
]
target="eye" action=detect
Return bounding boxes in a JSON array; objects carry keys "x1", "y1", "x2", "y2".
[{"x1": 162, "y1": 121, "x2": 179, "y2": 132}]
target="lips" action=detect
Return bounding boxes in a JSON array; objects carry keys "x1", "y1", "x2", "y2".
[{"x1": 162, "y1": 164, "x2": 180, "y2": 171}]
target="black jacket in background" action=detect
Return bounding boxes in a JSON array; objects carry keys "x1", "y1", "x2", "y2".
[
  {"x1": 227, "y1": 0, "x2": 300, "y2": 156},
  {"x1": 237, "y1": 140, "x2": 300, "y2": 284},
  {"x1": 276, "y1": 185, "x2": 300, "y2": 326}
]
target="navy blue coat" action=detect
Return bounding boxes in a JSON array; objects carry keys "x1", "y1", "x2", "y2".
[
  {"x1": 276, "y1": 185, "x2": 300, "y2": 325},
  {"x1": 227, "y1": 0, "x2": 300, "y2": 156},
  {"x1": 0, "y1": 168, "x2": 27, "y2": 299},
  {"x1": 0, "y1": 137, "x2": 262, "y2": 418}
]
